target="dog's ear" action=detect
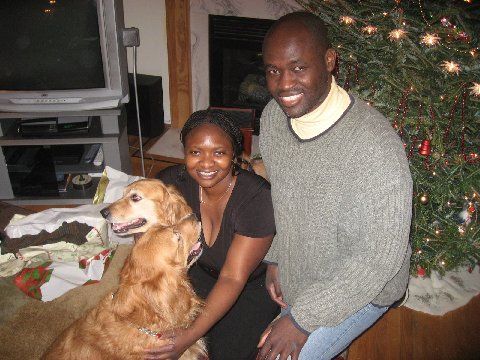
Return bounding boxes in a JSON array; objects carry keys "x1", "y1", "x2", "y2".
[{"x1": 163, "y1": 185, "x2": 191, "y2": 225}]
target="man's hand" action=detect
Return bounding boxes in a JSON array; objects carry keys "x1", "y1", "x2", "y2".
[
  {"x1": 144, "y1": 328, "x2": 190, "y2": 360},
  {"x1": 265, "y1": 264, "x2": 287, "y2": 308},
  {"x1": 257, "y1": 315, "x2": 308, "y2": 360}
]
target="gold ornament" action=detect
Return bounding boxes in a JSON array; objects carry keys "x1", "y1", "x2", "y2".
[
  {"x1": 419, "y1": 193, "x2": 429, "y2": 205},
  {"x1": 420, "y1": 33, "x2": 440, "y2": 46},
  {"x1": 339, "y1": 16, "x2": 355, "y2": 25},
  {"x1": 361, "y1": 25, "x2": 377, "y2": 35},
  {"x1": 441, "y1": 61, "x2": 461, "y2": 74},
  {"x1": 388, "y1": 28, "x2": 407, "y2": 41},
  {"x1": 470, "y1": 82, "x2": 480, "y2": 97}
]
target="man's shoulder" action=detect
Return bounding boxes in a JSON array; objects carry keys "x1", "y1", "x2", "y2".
[
  {"x1": 262, "y1": 99, "x2": 284, "y2": 121},
  {"x1": 349, "y1": 95, "x2": 388, "y2": 121}
]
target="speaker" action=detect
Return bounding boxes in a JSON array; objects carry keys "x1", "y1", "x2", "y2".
[{"x1": 126, "y1": 73, "x2": 164, "y2": 137}]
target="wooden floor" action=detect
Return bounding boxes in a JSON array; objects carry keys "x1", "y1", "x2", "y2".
[
  {"x1": 21, "y1": 135, "x2": 480, "y2": 359},
  {"x1": 349, "y1": 295, "x2": 480, "y2": 360}
]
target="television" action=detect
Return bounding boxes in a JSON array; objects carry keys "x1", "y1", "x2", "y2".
[{"x1": 0, "y1": 0, "x2": 129, "y2": 113}]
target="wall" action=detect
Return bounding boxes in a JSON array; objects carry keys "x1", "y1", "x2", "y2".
[
  {"x1": 121, "y1": 0, "x2": 302, "y2": 123},
  {"x1": 123, "y1": 0, "x2": 171, "y2": 124},
  {"x1": 190, "y1": 0, "x2": 301, "y2": 112}
]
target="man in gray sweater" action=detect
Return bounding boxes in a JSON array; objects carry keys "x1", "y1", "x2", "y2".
[{"x1": 257, "y1": 12, "x2": 413, "y2": 360}]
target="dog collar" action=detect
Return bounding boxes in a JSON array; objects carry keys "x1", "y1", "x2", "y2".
[{"x1": 134, "y1": 325, "x2": 162, "y2": 338}]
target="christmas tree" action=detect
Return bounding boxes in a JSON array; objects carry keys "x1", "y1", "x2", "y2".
[{"x1": 295, "y1": 0, "x2": 480, "y2": 276}]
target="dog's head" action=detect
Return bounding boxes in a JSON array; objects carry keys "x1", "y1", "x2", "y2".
[
  {"x1": 123, "y1": 214, "x2": 203, "y2": 282},
  {"x1": 100, "y1": 179, "x2": 191, "y2": 235}
]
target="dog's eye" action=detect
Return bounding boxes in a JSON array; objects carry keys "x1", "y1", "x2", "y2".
[
  {"x1": 130, "y1": 194, "x2": 142, "y2": 202},
  {"x1": 173, "y1": 231, "x2": 182, "y2": 242}
]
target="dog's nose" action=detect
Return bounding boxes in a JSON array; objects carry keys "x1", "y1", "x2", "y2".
[{"x1": 100, "y1": 207, "x2": 110, "y2": 219}]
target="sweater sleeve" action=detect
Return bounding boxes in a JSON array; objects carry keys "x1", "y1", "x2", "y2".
[
  {"x1": 259, "y1": 101, "x2": 279, "y2": 264},
  {"x1": 291, "y1": 170, "x2": 413, "y2": 331}
]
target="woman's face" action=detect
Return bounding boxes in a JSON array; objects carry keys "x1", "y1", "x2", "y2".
[{"x1": 184, "y1": 123, "x2": 234, "y2": 189}]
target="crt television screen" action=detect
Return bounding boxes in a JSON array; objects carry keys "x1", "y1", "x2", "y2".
[{"x1": 0, "y1": 0, "x2": 105, "y2": 91}]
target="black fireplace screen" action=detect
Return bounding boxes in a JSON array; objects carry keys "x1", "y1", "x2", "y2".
[{"x1": 209, "y1": 15, "x2": 274, "y2": 120}]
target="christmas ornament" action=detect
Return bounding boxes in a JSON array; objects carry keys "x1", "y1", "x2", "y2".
[
  {"x1": 456, "y1": 31, "x2": 471, "y2": 43},
  {"x1": 420, "y1": 33, "x2": 440, "y2": 46},
  {"x1": 470, "y1": 82, "x2": 480, "y2": 97},
  {"x1": 388, "y1": 28, "x2": 407, "y2": 41},
  {"x1": 339, "y1": 15, "x2": 355, "y2": 25},
  {"x1": 418, "y1": 139, "x2": 432, "y2": 156},
  {"x1": 440, "y1": 17, "x2": 452, "y2": 27},
  {"x1": 417, "y1": 266, "x2": 426, "y2": 277},
  {"x1": 361, "y1": 25, "x2": 377, "y2": 35},
  {"x1": 441, "y1": 61, "x2": 461, "y2": 74},
  {"x1": 419, "y1": 193, "x2": 429, "y2": 204},
  {"x1": 457, "y1": 208, "x2": 472, "y2": 225}
]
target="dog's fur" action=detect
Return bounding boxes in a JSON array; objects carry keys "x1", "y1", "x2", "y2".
[{"x1": 43, "y1": 179, "x2": 206, "y2": 360}]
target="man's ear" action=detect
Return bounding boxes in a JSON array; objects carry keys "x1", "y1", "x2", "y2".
[{"x1": 325, "y1": 48, "x2": 337, "y2": 72}]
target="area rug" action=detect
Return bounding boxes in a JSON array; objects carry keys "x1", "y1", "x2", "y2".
[
  {"x1": 404, "y1": 265, "x2": 480, "y2": 316},
  {"x1": 145, "y1": 127, "x2": 184, "y2": 159}
]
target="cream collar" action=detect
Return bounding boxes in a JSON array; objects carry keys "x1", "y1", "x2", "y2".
[{"x1": 290, "y1": 76, "x2": 351, "y2": 140}]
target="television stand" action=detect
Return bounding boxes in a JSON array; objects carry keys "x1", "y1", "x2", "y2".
[{"x1": 0, "y1": 108, "x2": 132, "y2": 205}]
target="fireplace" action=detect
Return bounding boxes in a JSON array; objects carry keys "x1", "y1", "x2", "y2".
[{"x1": 209, "y1": 15, "x2": 274, "y2": 134}]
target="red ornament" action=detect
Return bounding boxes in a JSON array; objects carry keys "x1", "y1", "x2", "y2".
[
  {"x1": 468, "y1": 205, "x2": 475, "y2": 213},
  {"x1": 418, "y1": 139, "x2": 432, "y2": 156},
  {"x1": 417, "y1": 266, "x2": 426, "y2": 277}
]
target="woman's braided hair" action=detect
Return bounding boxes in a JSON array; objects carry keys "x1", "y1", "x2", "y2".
[{"x1": 180, "y1": 109, "x2": 244, "y2": 157}]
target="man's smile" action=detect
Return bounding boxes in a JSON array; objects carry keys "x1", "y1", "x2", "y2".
[{"x1": 278, "y1": 93, "x2": 304, "y2": 108}]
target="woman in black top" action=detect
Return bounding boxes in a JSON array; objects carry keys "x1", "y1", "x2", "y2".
[{"x1": 149, "y1": 110, "x2": 279, "y2": 360}]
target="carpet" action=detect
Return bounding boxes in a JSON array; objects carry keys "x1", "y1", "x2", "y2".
[{"x1": 146, "y1": 127, "x2": 184, "y2": 159}]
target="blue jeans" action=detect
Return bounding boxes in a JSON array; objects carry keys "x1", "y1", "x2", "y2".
[{"x1": 292, "y1": 303, "x2": 388, "y2": 360}]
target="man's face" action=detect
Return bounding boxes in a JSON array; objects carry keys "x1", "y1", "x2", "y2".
[{"x1": 263, "y1": 24, "x2": 336, "y2": 118}]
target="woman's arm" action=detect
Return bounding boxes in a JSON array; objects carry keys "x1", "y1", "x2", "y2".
[
  {"x1": 145, "y1": 233, "x2": 274, "y2": 359},
  {"x1": 191, "y1": 233, "x2": 273, "y2": 337}
]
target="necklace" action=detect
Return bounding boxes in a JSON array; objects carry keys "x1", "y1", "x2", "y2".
[{"x1": 199, "y1": 180, "x2": 232, "y2": 206}]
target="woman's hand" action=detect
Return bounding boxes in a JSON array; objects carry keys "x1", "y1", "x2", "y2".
[
  {"x1": 144, "y1": 328, "x2": 191, "y2": 360},
  {"x1": 265, "y1": 264, "x2": 287, "y2": 308}
]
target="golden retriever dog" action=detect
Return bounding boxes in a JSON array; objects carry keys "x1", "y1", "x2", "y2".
[{"x1": 43, "y1": 179, "x2": 206, "y2": 360}]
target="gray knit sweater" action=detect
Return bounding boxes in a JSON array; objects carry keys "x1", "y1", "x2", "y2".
[{"x1": 259, "y1": 96, "x2": 413, "y2": 332}]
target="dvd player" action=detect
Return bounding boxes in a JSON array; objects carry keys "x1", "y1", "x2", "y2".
[{"x1": 17, "y1": 116, "x2": 91, "y2": 136}]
